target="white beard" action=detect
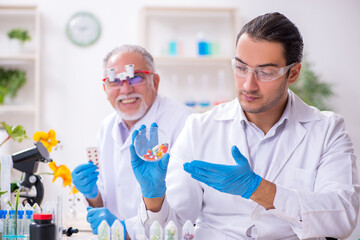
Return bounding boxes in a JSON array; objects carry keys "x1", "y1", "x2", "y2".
[{"x1": 115, "y1": 93, "x2": 148, "y2": 121}]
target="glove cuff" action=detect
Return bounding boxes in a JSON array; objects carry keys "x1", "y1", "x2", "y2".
[
  {"x1": 84, "y1": 188, "x2": 99, "y2": 199},
  {"x1": 242, "y1": 174, "x2": 262, "y2": 199},
  {"x1": 141, "y1": 182, "x2": 166, "y2": 199}
]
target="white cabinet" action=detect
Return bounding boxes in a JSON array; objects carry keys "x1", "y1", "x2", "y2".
[
  {"x1": 0, "y1": 5, "x2": 40, "y2": 153},
  {"x1": 139, "y1": 7, "x2": 240, "y2": 112}
]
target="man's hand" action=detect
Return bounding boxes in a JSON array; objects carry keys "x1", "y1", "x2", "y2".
[
  {"x1": 86, "y1": 207, "x2": 126, "y2": 237},
  {"x1": 71, "y1": 162, "x2": 99, "y2": 199},
  {"x1": 130, "y1": 122, "x2": 169, "y2": 198},
  {"x1": 183, "y1": 145, "x2": 262, "y2": 199}
]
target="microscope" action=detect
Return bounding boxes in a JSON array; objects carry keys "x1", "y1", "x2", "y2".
[{"x1": 11, "y1": 141, "x2": 52, "y2": 206}]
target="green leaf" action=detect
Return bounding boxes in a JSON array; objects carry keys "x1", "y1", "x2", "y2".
[
  {"x1": 11, "y1": 182, "x2": 20, "y2": 193},
  {"x1": 7, "y1": 28, "x2": 31, "y2": 43},
  {"x1": 0, "y1": 67, "x2": 27, "y2": 104},
  {"x1": 1, "y1": 121, "x2": 28, "y2": 143},
  {"x1": 0, "y1": 190, "x2": 7, "y2": 197}
]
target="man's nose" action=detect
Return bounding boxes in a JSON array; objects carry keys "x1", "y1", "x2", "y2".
[
  {"x1": 243, "y1": 71, "x2": 259, "y2": 92},
  {"x1": 118, "y1": 80, "x2": 134, "y2": 94}
]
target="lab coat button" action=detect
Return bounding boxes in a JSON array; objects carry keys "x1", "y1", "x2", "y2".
[{"x1": 252, "y1": 227, "x2": 258, "y2": 237}]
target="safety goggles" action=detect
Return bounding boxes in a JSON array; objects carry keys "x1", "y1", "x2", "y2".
[
  {"x1": 102, "y1": 64, "x2": 155, "y2": 89},
  {"x1": 232, "y1": 57, "x2": 296, "y2": 82}
]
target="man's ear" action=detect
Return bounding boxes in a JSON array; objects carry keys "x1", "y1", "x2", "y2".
[
  {"x1": 288, "y1": 62, "x2": 301, "y2": 85},
  {"x1": 153, "y1": 74, "x2": 160, "y2": 91}
]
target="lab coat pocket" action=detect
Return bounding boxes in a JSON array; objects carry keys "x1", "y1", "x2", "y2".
[{"x1": 294, "y1": 168, "x2": 315, "y2": 191}]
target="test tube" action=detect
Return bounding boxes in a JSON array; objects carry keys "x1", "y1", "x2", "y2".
[
  {"x1": 24, "y1": 209, "x2": 33, "y2": 239},
  {"x1": 150, "y1": 221, "x2": 162, "y2": 240},
  {"x1": 2, "y1": 210, "x2": 8, "y2": 238},
  {"x1": 17, "y1": 210, "x2": 25, "y2": 239},
  {"x1": 8, "y1": 210, "x2": 16, "y2": 236},
  {"x1": 0, "y1": 210, "x2": 5, "y2": 238},
  {"x1": 0, "y1": 215, "x2": 3, "y2": 240}
]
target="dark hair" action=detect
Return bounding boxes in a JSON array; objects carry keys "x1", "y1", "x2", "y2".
[{"x1": 236, "y1": 12, "x2": 303, "y2": 65}]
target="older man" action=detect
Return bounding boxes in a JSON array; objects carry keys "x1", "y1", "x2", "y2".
[{"x1": 72, "y1": 45, "x2": 193, "y2": 237}]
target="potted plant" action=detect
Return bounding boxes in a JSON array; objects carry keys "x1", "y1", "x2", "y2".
[
  {"x1": 290, "y1": 59, "x2": 334, "y2": 111},
  {"x1": 7, "y1": 28, "x2": 31, "y2": 54},
  {"x1": 0, "y1": 67, "x2": 27, "y2": 104}
]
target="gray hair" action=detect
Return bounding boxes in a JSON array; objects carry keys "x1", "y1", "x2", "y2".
[{"x1": 103, "y1": 44, "x2": 155, "y2": 76}]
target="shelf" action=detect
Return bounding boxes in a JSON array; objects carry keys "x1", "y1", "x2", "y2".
[
  {"x1": 0, "y1": 105, "x2": 36, "y2": 113},
  {"x1": 140, "y1": 6, "x2": 238, "y2": 111},
  {"x1": 0, "y1": 5, "x2": 37, "y2": 13},
  {"x1": 155, "y1": 56, "x2": 231, "y2": 66},
  {"x1": 0, "y1": 54, "x2": 36, "y2": 62},
  {"x1": 0, "y1": 4, "x2": 40, "y2": 153}
]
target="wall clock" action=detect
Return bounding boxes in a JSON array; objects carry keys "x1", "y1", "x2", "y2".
[{"x1": 66, "y1": 12, "x2": 101, "y2": 47}]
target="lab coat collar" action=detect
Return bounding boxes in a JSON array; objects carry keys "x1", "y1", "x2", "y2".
[
  {"x1": 111, "y1": 95, "x2": 161, "y2": 151},
  {"x1": 287, "y1": 89, "x2": 321, "y2": 123}
]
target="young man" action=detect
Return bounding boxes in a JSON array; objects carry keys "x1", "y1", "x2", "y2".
[
  {"x1": 130, "y1": 13, "x2": 359, "y2": 239},
  {"x1": 71, "y1": 45, "x2": 193, "y2": 237}
]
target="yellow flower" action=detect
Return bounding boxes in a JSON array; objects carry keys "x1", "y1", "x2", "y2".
[
  {"x1": 48, "y1": 161, "x2": 72, "y2": 187},
  {"x1": 70, "y1": 185, "x2": 79, "y2": 194},
  {"x1": 33, "y1": 129, "x2": 59, "y2": 152}
]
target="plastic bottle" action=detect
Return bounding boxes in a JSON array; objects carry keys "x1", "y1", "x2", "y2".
[
  {"x1": 32, "y1": 204, "x2": 41, "y2": 214},
  {"x1": 150, "y1": 221, "x2": 162, "y2": 240},
  {"x1": 29, "y1": 213, "x2": 55, "y2": 240},
  {"x1": 110, "y1": 219, "x2": 124, "y2": 240},
  {"x1": 214, "y1": 70, "x2": 228, "y2": 105},
  {"x1": 168, "y1": 39, "x2": 178, "y2": 56},
  {"x1": 199, "y1": 74, "x2": 211, "y2": 109},
  {"x1": 165, "y1": 221, "x2": 178, "y2": 240},
  {"x1": 184, "y1": 75, "x2": 196, "y2": 107},
  {"x1": 197, "y1": 32, "x2": 208, "y2": 56},
  {"x1": 182, "y1": 220, "x2": 195, "y2": 240},
  {"x1": 97, "y1": 220, "x2": 110, "y2": 240}
]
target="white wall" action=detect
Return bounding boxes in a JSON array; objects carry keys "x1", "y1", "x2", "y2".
[{"x1": 2, "y1": 0, "x2": 360, "y2": 238}]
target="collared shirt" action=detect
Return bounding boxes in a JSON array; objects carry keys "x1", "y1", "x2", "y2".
[
  {"x1": 118, "y1": 121, "x2": 130, "y2": 144},
  {"x1": 240, "y1": 98, "x2": 291, "y2": 177}
]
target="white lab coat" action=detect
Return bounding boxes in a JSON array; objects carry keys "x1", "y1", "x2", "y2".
[
  {"x1": 139, "y1": 90, "x2": 359, "y2": 240},
  {"x1": 96, "y1": 95, "x2": 193, "y2": 236}
]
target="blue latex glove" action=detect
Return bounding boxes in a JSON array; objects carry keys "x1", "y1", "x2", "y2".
[
  {"x1": 71, "y1": 162, "x2": 99, "y2": 199},
  {"x1": 130, "y1": 122, "x2": 169, "y2": 198},
  {"x1": 183, "y1": 145, "x2": 262, "y2": 199},
  {"x1": 86, "y1": 207, "x2": 126, "y2": 238}
]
